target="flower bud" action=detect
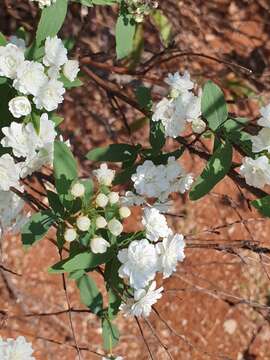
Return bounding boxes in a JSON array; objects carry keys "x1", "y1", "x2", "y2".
[
  {"x1": 64, "y1": 228, "x2": 77, "y2": 242},
  {"x1": 8, "y1": 96, "x2": 32, "y2": 118},
  {"x1": 108, "y1": 191, "x2": 119, "y2": 204},
  {"x1": 192, "y1": 118, "x2": 206, "y2": 134},
  {"x1": 119, "y1": 206, "x2": 131, "y2": 219},
  {"x1": 71, "y1": 182, "x2": 85, "y2": 198},
  {"x1": 76, "y1": 216, "x2": 91, "y2": 232},
  {"x1": 108, "y1": 218, "x2": 123, "y2": 236},
  {"x1": 96, "y1": 193, "x2": 108, "y2": 208},
  {"x1": 96, "y1": 216, "x2": 107, "y2": 229},
  {"x1": 90, "y1": 237, "x2": 110, "y2": 254}
]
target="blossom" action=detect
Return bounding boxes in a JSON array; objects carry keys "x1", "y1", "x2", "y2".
[
  {"x1": 0, "y1": 154, "x2": 21, "y2": 191},
  {"x1": 63, "y1": 60, "x2": 80, "y2": 82},
  {"x1": 13, "y1": 61, "x2": 48, "y2": 96},
  {"x1": 0, "y1": 43, "x2": 24, "y2": 79},
  {"x1": 192, "y1": 117, "x2": 206, "y2": 134},
  {"x1": 34, "y1": 78, "x2": 65, "y2": 111},
  {"x1": 108, "y1": 218, "x2": 123, "y2": 236},
  {"x1": 20, "y1": 143, "x2": 54, "y2": 177},
  {"x1": 64, "y1": 228, "x2": 77, "y2": 242},
  {"x1": 90, "y1": 237, "x2": 110, "y2": 254},
  {"x1": 171, "y1": 173, "x2": 193, "y2": 194},
  {"x1": 165, "y1": 71, "x2": 194, "y2": 94},
  {"x1": 43, "y1": 36, "x2": 67, "y2": 68},
  {"x1": 36, "y1": 114, "x2": 57, "y2": 147},
  {"x1": 118, "y1": 239, "x2": 159, "y2": 289},
  {"x1": 251, "y1": 128, "x2": 270, "y2": 153},
  {"x1": 93, "y1": 163, "x2": 115, "y2": 186},
  {"x1": 240, "y1": 156, "x2": 270, "y2": 189},
  {"x1": 8, "y1": 96, "x2": 32, "y2": 118},
  {"x1": 156, "y1": 233, "x2": 185, "y2": 278},
  {"x1": 131, "y1": 160, "x2": 169, "y2": 198},
  {"x1": 257, "y1": 103, "x2": 270, "y2": 128},
  {"x1": 0, "y1": 336, "x2": 35, "y2": 360},
  {"x1": 30, "y1": 0, "x2": 57, "y2": 8},
  {"x1": 121, "y1": 281, "x2": 163, "y2": 318},
  {"x1": 142, "y1": 207, "x2": 170, "y2": 242},
  {"x1": 120, "y1": 191, "x2": 145, "y2": 206},
  {"x1": 9, "y1": 36, "x2": 26, "y2": 50}
]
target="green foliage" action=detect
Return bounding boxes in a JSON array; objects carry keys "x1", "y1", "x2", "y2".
[
  {"x1": 54, "y1": 140, "x2": 77, "y2": 200},
  {"x1": 202, "y1": 81, "x2": 228, "y2": 131},
  {"x1": 151, "y1": 10, "x2": 172, "y2": 47},
  {"x1": 150, "y1": 120, "x2": 166, "y2": 153},
  {"x1": 102, "y1": 317, "x2": 120, "y2": 351},
  {"x1": 86, "y1": 143, "x2": 140, "y2": 162},
  {"x1": 36, "y1": 0, "x2": 68, "y2": 46},
  {"x1": 76, "y1": 273, "x2": 103, "y2": 315},
  {"x1": 190, "y1": 140, "x2": 232, "y2": 200},
  {"x1": 115, "y1": 11, "x2": 136, "y2": 59},
  {"x1": 251, "y1": 196, "x2": 270, "y2": 217},
  {"x1": 21, "y1": 211, "x2": 56, "y2": 248},
  {"x1": 0, "y1": 32, "x2": 7, "y2": 45},
  {"x1": 60, "y1": 74, "x2": 83, "y2": 89},
  {"x1": 135, "y1": 86, "x2": 152, "y2": 111}
]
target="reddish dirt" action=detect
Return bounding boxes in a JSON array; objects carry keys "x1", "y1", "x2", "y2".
[{"x1": 1, "y1": 1, "x2": 270, "y2": 359}]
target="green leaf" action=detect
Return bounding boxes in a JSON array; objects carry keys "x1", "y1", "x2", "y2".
[
  {"x1": 150, "y1": 120, "x2": 165, "y2": 153},
  {"x1": 202, "y1": 81, "x2": 228, "y2": 131},
  {"x1": 151, "y1": 10, "x2": 172, "y2": 47},
  {"x1": 115, "y1": 12, "x2": 136, "y2": 60},
  {"x1": 135, "y1": 86, "x2": 152, "y2": 111},
  {"x1": 251, "y1": 196, "x2": 270, "y2": 217},
  {"x1": 54, "y1": 140, "x2": 77, "y2": 198},
  {"x1": 47, "y1": 190, "x2": 65, "y2": 217},
  {"x1": 102, "y1": 317, "x2": 120, "y2": 351},
  {"x1": 21, "y1": 211, "x2": 56, "y2": 248},
  {"x1": 60, "y1": 74, "x2": 83, "y2": 89},
  {"x1": 76, "y1": 274, "x2": 103, "y2": 315},
  {"x1": 51, "y1": 114, "x2": 64, "y2": 127},
  {"x1": 49, "y1": 250, "x2": 113, "y2": 273},
  {"x1": 80, "y1": 179, "x2": 93, "y2": 207},
  {"x1": 31, "y1": 110, "x2": 41, "y2": 133},
  {"x1": 36, "y1": 0, "x2": 68, "y2": 46},
  {"x1": 113, "y1": 165, "x2": 137, "y2": 185},
  {"x1": 68, "y1": 269, "x2": 85, "y2": 280},
  {"x1": 86, "y1": 144, "x2": 140, "y2": 162},
  {"x1": 0, "y1": 32, "x2": 7, "y2": 45},
  {"x1": 190, "y1": 140, "x2": 232, "y2": 200}
]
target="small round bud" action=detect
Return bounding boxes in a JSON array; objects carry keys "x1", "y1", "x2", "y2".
[
  {"x1": 64, "y1": 228, "x2": 77, "y2": 242},
  {"x1": 76, "y1": 216, "x2": 91, "y2": 232},
  {"x1": 192, "y1": 118, "x2": 206, "y2": 134},
  {"x1": 90, "y1": 237, "x2": 110, "y2": 254},
  {"x1": 96, "y1": 193, "x2": 108, "y2": 208},
  {"x1": 71, "y1": 182, "x2": 85, "y2": 198},
  {"x1": 108, "y1": 192, "x2": 119, "y2": 204},
  {"x1": 119, "y1": 206, "x2": 131, "y2": 219},
  {"x1": 96, "y1": 216, "x2": 107, "y2": 229},
  {"x1": 108, "y1": 218, "x2": 123, "y2": 236}
]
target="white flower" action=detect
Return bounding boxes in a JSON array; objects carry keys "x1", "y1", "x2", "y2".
[
  {"x1": 1, "y1": 122, "x2": 37, "y2": 158},
  {"x1": 0, "y1": 154, "x2": 21, "y2": 191},
  {"x1": 165, "y1": 71, "x2": 194, "y2": 94},
  {"x1": 156, "y1": 233, "x2": 185, "y2": 278},
  {"x1": 93, "y1": 163, "x2": 115, "y2": 186},
  {"x1": 76, "y1": 216, "x2": 91, "y2": 232},
  {"x1": 96, "y1": 193, "x2": 109, "y2": 208},
  {"x1": 240, "y1": 156, "x2": 270, "y2": 189},
  {"x1": 108, "y1": 218, "x2": 123, "y2": 236},
  {"x1": 142, "y1": 207, "x2": 170, "y2": 242},
  {"x1": 9, "y1": 36, "x2": 26, "y2": 50},
  {"x1": 120, "y1": 191, "x2": 145, "y2": 206},
  {"x1": 95, "y1": 216, "x2": 107, "y2": 229},
  {"x1": 0, "y1": 43, "x2": 24, "y2": 79},
  {"x1": 0, "y1": 336, "x2": 35, "y2": 360},
  {"x1": 121, "y1": 281, "x2": 163, "y2": 318},
  {"x1": 251, "y1": 128, "x2": 270, "y2": 153},
  {"x1": 20, "y1": 144, "x2": 54, "y2": 177},
  {"x1": 47, "y1": 66, "x2": 60, "y2": 79},
  {"x1": 30, "y1": 0, "x2": 57, "y2": 8},
  {"x1": 90, "y1": 237, "x2": 110, "y2": 254},
  {"x1": 171, "y1": 173, "x2": 193, "y2": 194},
  {"x1": 64, "y1": 228, "x2": 77, "y2": 242},
  {"x1": 119, "y1": 206, "x2": 131, "y2": 219},
  {"x1": 118, "y1": 239, "x2": 159, "y2": 289},
  {"x1": 258, "y1": 103, "x2": 270, "y2": 128},
  {"x1": 13, "y1": 61, "x2": 48, "y2": 96},
  {"x1": 131, "y1": 160, "x2": 169, "y2": 198},
  {"x1": 108, "y1": 191, "x2": 119, "y2": 204},
  {"x1": 8, "y1": 96, "x2": 32, "y2": 118},
  {"x1": 71, "y1": 182, "x2": 85, "y2": 198},
  {"x1": 43, "y1": 36, "x2": 67, "y2": 68},
  {"x1": 34, "y1": 78, "x2": 65, "y2": 111},
  {"x1": 192, "y1": 117, "x2": 206, "y2": 134},
  {"x1": 63, "y1": 60, "x2": 80, "y2": 82}
]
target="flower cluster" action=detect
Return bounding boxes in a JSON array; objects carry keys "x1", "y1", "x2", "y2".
[
  {"x1": 152, "y1": 71, "x2": 205, "y2": 137},
  {"x1": 63, "y1": 164, "x2": 131, "y2": 255},
  {"x1": 125, "y1": 0, "x2": 159, "y2": 23},
  {"x1": 130, "y1": 156, "x2": 193, "y2": 202},
  {"x1": 240, "y1": 103, "x2": 270, "y2": 189},
  {"x1": 30, "y1": 0, "x2": 57, "y2": 8},
  {"x1": 118, "y1": 207, "x2": 185, "y2": 318},
  {"x1": 0, "y1": 336, "x2": 35, "y2": 360}
]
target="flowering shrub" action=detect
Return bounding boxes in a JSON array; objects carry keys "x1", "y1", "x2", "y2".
[{"x1": 1, "y1": 0, "x2": 270, "y2": 358}]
